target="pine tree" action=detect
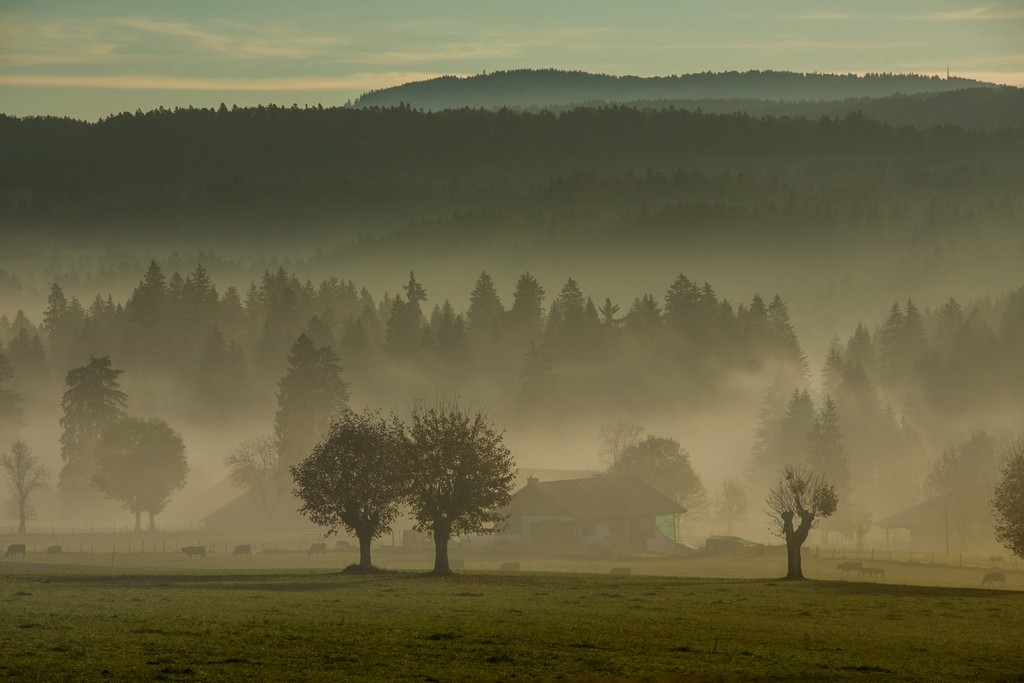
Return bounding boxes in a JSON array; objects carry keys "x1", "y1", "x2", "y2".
[
  {"x1": 806, "y1": 396, "x2": 851, "y2": 497},
  {"x1": 124, "y1": 260, "x2": 168, "y2": 366},
  {"x1": 274, "y1": 334, "x2": 350, "y2": 467},
  {"x1": 42, "y1": 283, "x2": 85, "y2": 373},
  {"x1": 508, "y1": 272, "x2": 546, "y2": 345},
  {"x1": 58, "y1": 356, "x2": 128, "y2": 500},
  {"x1": 0, "y1": 348, "x2": 23, "y2": 429},
  {"x1": 466, "y1": 272, "x2": 504, "y2": 348}
]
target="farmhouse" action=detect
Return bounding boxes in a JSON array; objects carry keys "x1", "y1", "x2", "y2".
[
  {"x1": 499, "y1": 474, "x2": 686, "y2": 553},
  {"x1": 876, "y1": 499, "x2": 999, "y2": 553}
]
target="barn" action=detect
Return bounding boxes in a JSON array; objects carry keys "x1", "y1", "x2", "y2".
[{"x1": 499, "y1": 474, "x2": 686, "y2": 553}]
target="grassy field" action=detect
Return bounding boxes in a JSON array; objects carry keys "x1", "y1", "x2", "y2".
[{"x1": 1, "y1": 550, "x2": 1023, "y2": 681}]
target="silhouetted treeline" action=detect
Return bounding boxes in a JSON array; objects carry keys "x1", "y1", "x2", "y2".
[
  {"x1": 0, "y1": 263, "x2": 811, "y2": 426},
  {"x1": 1, "y1": 104, "x2": 1021, "y2": 244},
  {"x1": 354, "y1": 69, "x2": 997, "y2": 110}
]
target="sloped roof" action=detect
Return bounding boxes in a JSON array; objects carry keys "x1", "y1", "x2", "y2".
[
  {"x1": 505, "y1": 474, "x2": 685, "y2": 521},
  {"x1": 876, "y1": 499, "x2": 942, "y2": 530},
  {"x1": 201, "y1": 489, "x2": 318, "y2": 533}
]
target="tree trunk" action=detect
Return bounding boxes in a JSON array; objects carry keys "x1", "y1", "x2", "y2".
[
  {"x1": 134, "y1": 509, "x2": 142, "y2": 532},
  {"x1": 18, "y1": 499, "x2": 26, "y2": 534},
  {"x1": 783, "y1": 511, "x2": 814, "y2": 581},
  {"x1": 785, "y1": 534, "x2": 804, "y2": 580},
  {"x1": 358, "y1": 535, "x2": 372, "y2": 568},
  {"x1": 432, "y1": 529, "x2": 451, "y2": 575},
  {"x1": 148, "y1": 511, "x2": 155, "y2": 532}
]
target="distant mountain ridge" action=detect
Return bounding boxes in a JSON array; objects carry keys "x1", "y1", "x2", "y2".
[{"x1": 353, "y1": 69, "x2": 999, "y2": 111}]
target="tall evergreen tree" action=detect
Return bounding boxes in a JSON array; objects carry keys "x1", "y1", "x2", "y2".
[
  {"x1": 750, "y1": 387, "x2": 814, "y2": 486},
  {"x1": 42, "y1": 283, "x2": 86, "y2": 373},
  {"x1": 508, "y1": 272, "x2": 546, "y2": 345},
  {"x1": 466, "y1": 272, "x2": 504, "y2": 348},
  {"x1": 385, "y1": 273, "x2": 427, "y2": 358},
  {"x1": 124, "y1": 260, "x2": 168, "y2": 366},
  {"x1": 58, "y1": 356, "x2": 128, "y2": 500},
  {"x1": 0, "y1": 348, "x2": 23, "y2": 429},
  {"x1": 806, "y1": 396, "x2": 851, "y2": 496},
  {"x1": 274, "y1": 334, "x2": 350, "y2": 467}
]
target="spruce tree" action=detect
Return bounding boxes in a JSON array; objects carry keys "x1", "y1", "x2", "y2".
[
  {"x1": 806, "y1": 396, "x2": 851, "y2": 497},
  {"x1": 274, "y1": 334, "x2": 350, "y2": 467},
  {"x1": 58, "y1": 356, "x2": 128, "y2": 500},
  {"x1": 466, "y1": 272, "x2": 504, "y2": 348}
]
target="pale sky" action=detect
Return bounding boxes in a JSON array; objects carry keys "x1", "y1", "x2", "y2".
[{"x1": 1, "y1": 0, "x2": 1022, "y2": 120}]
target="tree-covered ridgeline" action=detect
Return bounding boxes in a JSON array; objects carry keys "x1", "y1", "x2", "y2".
[{"x1": 1, "y1": 104, "x2": 1020, "y2": 243}]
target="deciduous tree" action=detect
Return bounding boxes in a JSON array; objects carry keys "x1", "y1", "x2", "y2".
[
  {"x1": 992, "y1": 436, "x2": 1024, "y2": 559},
  {"x1": 93, "y1": 417, "x2": 188, "y2": 531},
  {"x1": 1, "y1": 441, "x2": 50, "y2": 534},
  {"x1": 407, "y1": 401, "x2": 516, "y2": 575},
  {"x1": 292, "y1": 409, "x2": 409, "y2": 570},
  {"x1": 766, "y1": 466, "x2": 838, "y2": 580},
  {"x1": 225, "y1": 435, "x2": 286, "y2": 524}
]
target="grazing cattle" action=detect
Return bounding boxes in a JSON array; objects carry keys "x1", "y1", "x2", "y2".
[
  {"x1": 499, "y1": 562, "x2": 520, "y2": 571},
  {"x1": 308, "y1": 542, "x2": 327, "y2": 556},
  {"x1": 232, "y1": 544, "x2": 252, "y2": 556},
  {"x1": 182, "y1": 545, "x2": 206, "y2": 559},
  {"x1": 982, "y1": 571, "x2": 1005, "y2": 586},
  {"x1": 609, "y1": 567, "x2": 632, "y2": 576},
  {"x1": 837, "y1": 561, "x2": 863, "y2": 574},
  {"x1": 46, "y1": 545, "x2": 62, "y2": 554},
  {"x1": 4, "y1": 544, "x2": 26, "y2": 559},
  {"x1": 860, "y1": 567, "x2": 885, "y2": 577}
]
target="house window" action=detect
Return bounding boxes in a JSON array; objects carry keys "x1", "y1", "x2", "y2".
[{"x1": 608, "y1": 520, "x2": 625, "y2": 535}]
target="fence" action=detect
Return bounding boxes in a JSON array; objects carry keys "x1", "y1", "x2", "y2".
[{"x1": 808, "y1": 545, "x2": 1021, "y2": 570}]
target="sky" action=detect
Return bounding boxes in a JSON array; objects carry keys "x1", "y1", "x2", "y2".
[{"x1": 1, "y1": 0, "x2": 1022, "y2": 120}]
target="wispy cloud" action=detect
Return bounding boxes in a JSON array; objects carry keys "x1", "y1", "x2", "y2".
[
  {"x1": 796, "y1": 12, "x2": 862, "y2": 21},
  {"x1": 0, "y1": 13, "x2": 344, "y2": 67},
  {"x1": 112, "y1": 17, "x2": 344, "y2": 60},
  {"x1": 347, "y1": 43, "x2": 523, "y2": 66},
  {"x1": 927, "y1": 6, "x2": 1024, "y2": 21},
  {"x1": 0, "y1": 72, "x2": 453, "y2": 92}
]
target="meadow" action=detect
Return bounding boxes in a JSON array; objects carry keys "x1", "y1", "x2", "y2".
[{"x1": 1, "y1": 546, "x2": 1022, "y2": 681}]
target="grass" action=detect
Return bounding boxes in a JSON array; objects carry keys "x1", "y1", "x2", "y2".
[{"x1": 1, "y1": 556, "x2": 1023, "y2": 681}]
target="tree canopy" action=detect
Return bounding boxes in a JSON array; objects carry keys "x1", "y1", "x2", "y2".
[
  {"x1": 993, "y1": 436, "x2": 1024, "y2": 559},
  {"x1": 407, "y1": 401, "x2": 517, "y2": 574},
  {"x1": 292, "y1": 408, "x2": 410, "y2": 570},
  {"x1": 766, "y1": 466, "x2": 839, "y2": 580},
  {"x1": 92, "y1": 417, "x2": 188, "y2": 531}
]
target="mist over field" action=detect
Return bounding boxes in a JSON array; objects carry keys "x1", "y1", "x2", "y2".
[{"x1": 1, "y1": 74, "x2": 1022, "y2": 561}]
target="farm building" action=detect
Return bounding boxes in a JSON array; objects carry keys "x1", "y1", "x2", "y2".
[
  {"x1": 498, "y1": 474, "x2": 686, "y2": 553},
  {"x1": 201, "y1": 489, "x2": 317, "y2": 533},
  {"x1": 704, "y1": 535, "x2": 764, "y2": 555},
  {"x1": 876, "y1": 499, "x2": 999, "y2": 553}
]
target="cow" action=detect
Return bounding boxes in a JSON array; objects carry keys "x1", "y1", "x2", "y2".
[
  {"x1": 308, "y1": 542, "x2": 327, "y2": 556},
  {"x1": 182, "y1": 545, "x2": 206, "y2": 559},
  {"x1": 982, "y1": 571, "x2": 1005, "y2": 586},
  {"x1": 232, "y1": 544, "x2": 252, "y2": 556},
  {"x1": 46, "y1": 545, "x2": 62, "y2": 554},
  {"x1": 4, "y1": 544, "x2": 26, "y2": 559},
  {"x1": 837, "y1": 561, "x2": 863, "y2": 574}
]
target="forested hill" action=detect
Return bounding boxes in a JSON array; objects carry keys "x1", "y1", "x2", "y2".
[
  {"x1": 353, "y1": 69, "x2": 996, "y2": 110},
  {"x1": 1, "y1": 103, "x2": 1022, "y2": 245}
]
